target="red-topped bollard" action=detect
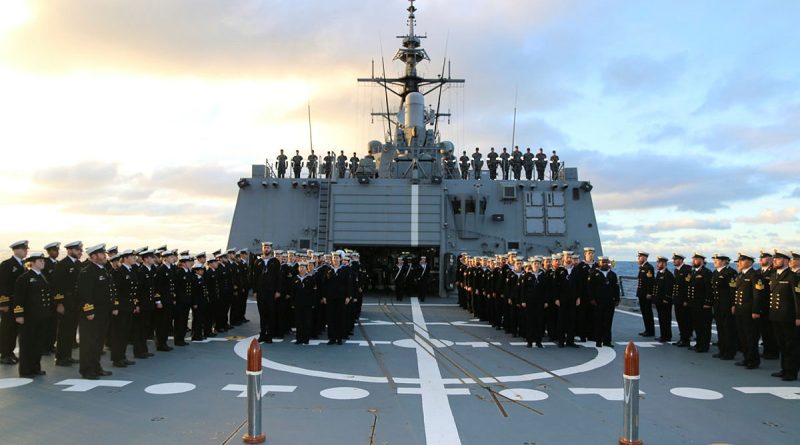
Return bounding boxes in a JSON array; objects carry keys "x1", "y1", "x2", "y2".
[
  {"x1": 243, "y1": 339, "x2": 266, "y2": 444},
  {"x1": 619, "y1": 341, "x2": 642, "y2": 445}
]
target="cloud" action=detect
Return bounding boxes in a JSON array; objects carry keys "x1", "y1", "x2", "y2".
[
  {"x1": 736, "y1": 207, "x2": 798, "y2": 224},
  {"x1": 641, "y1": 124, "x2": 686, "y2": 144},
  {"x1": 602, "y1": 54, "x2": 686, "y2": 94},
  {"x1": 698, "y1": 73, "x2": 798, "y2": 113},
  {"x1": 791, "y1": 187, "x2": 800, "y2": 198},
  {"x1": 633, "y1": 218, "x2": 732, "y2": 233}
]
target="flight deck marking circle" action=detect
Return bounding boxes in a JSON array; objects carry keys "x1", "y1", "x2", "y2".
[
  {"x1": 320, "y1": 387, "x2": 370, "y2": 400},
  {"x1": 0, "y1": 378, "x2": 33, "y2": 389},
  {"x1": 670, "y1": 387, "x2": 723, "y2": 400},
  {"x1": 144, "y1": 382, "x2": 196, "y2": 395},
  {"x1": 499, "y1": 388, "x2": 549, "y2": 401},
  {"x1": 234, "y1": 335, "x2": 616, "y2": 385}
]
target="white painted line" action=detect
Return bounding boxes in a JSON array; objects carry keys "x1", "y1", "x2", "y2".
[
  {"x1": 361, "y1": 303, "x2": 459, "y2": 307},
  {"x1": 0, "y1": 378, "x2": 32, "y2": 389},
  {"x1": 411, "y1": 184, "x2": 419, "y2": 246},
  {"x1": 454, "y1": 341, "x2": 490, "y2": 348},
  {"x1": 55, "y1": 379, "x2": 132, "y2": 392},
  {"x1": 144, "y1": 382, "x2": 196, "y2": 395},
  {"x1": 670, "y1": 387, "x2": 723, "y2": 400},
  {"x1": 410, "y1": 297, "x2": 462, "y2": 445},
  {"x1": 733, "y1": 387, "x2": 800, "y2": 400},
  {"x1": 191, "y1": 337, "x2": 230, "y2": 343},
  {"x1": 320, "y1": 387, "x2": 370, "y2": 400},
  {"x1": 499, "y1": 388, "x2": 549, "y2": 401},
  {"x1": 615, "y1": 308, "x2": 718, "y2": 334},
  {"x1": 569, "y1": 387, "x2": 645, "y2": 401},
  {"x1": 615, "y1": 341, "x2": 663, "y2": 348},
  {"x1": 398, "y1": 387, "x2": 470, "y2": 396},
  {"x1": 222, "y1": 384, "x2": 297, "y2": 398}
]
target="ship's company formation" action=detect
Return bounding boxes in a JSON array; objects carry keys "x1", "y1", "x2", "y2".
[
  {"x1": 1, "y1": 241, "x2": 798, "y2": 382},
  {"x1": 273, "y1": 146, "x2": 565, "y2": 180}
]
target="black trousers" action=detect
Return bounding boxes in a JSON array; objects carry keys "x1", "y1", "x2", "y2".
[
  {"x1": 545, "y1": 304, "x2": 558, "y2": 340},
  {"x1": 489, "y1": 167, "x2": 498, "y2": 180},
  {"x1": 524, "y1": 166, "x2": 533, "y2": 180},
  {"x1": 293, "y1": 167, "x2": 301, "y2": 178},
  {"x1": 277, "y1": 167, "x2": 286, "y2": 178},
  {"x1": 714, "y1": 304, "x2": 737, "y2": 358},
  {"x1": 131, "y1": 310, "x2": 151, "y2": 356},
  {"x1": 79, "y1": 311, "x2": 110, "y2": 376},
  {"x1": 257, "y1": 294, "x2": 276, "y2": 338},
  {"x1": 294, "y1": 305, "x2": 313, "y2": 343},
  {"x1": 550, "y1": 167, "x2": 559, "y2": 179},
  {"x1": 19, "y1": 315, "x2": 49, "y2": 376},
  {"x1": 735, "y1": 312, "x2": 760, "y2": 366},
  {"x1": 526, "y1": 304, "x2": 544, "y2": 344},
  {"x1": 191, "y1": 305, "x2": 208, "y2": 340},
  {"x1": 276, "y1": 297, "x2": 289, "y2": 335},
  {"x1": 326, "y1": 298, "x2": 346, "y2": 341},
  {"x1": 460, "y1": 168, "x2": 468, "y2": 180},
  {"x1": 675, "y1": 302, "x2": 692, "y2": 342},
  {"x1": 0, "y1": 310, "x2": 18, "y2": 358},
  {"x1": 593, "y1": 304, "x2": 615, "y2": 345},
  {"x1": 55, "y1": 306, "x2": 80, "y2": 361},
  {"x1": 773, "y1": 320, "x2": 799, "y2": 376},
  {"x1": 154, "y1": 306, "x2": 173, "y2": 347},
  {"x1": 46, "y1": 313, "x2": 58, "y2": 351},
  {"x1": 557, "y1": 303, "x2": 577, "y2": 344},
  {"x1": 656, "y1": 301, "x2": 673, "y2": 340},
  {"x1": 512, "y1": 167, "x2": 521, "y2": 180},
  {"x1": 395, "y1": 281, "x2": 404, "y2": 301},
  {"x1": 536, "y1": 167, "x2": 545, "y2": 180},
  {"x1": 759, "y1": 315, "x2": 779, "y2": 357},
  {"x1": 692, "y1": 306, "x2": 712, "y2": 351},
  {"x1": 173, "y1": 304, "x2": 190, "y2": 344},
  {"x1": 577, "y1": 300, "x2": 595, "y2": 341},
  {"x1": 109, "y1": 312, "x2": 132, "y2": 362},
  {"x1": 638, "y1": 296, "x2": 655, "y2": 334},
  {"x1": 501, "y1": 166, "x2": 509, "y2": 180}
]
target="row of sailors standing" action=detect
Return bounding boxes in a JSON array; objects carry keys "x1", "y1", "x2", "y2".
[
  {"x1": 635, "y1": 250, "x2": 800, "y2": 381},
  {"x1": 0, "y1": 241, "x2": 254, "y2": 379},
  {"x1": 251, "y1": 242, "x2": 366, "y2": 346},
  {"x1": 275, "y1": 149, "x2": 371, "y2": 179},
  {"x1": 446, "y1": 146, "x2": 563, "y2": 181},
  {"x1": 455, "y1": 248, "x2": 619, "y2": 348}
]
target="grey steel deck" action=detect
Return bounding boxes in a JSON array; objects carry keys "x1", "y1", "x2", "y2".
[{"x1": 0, "y1": 295, "x2": 796, "y2": 445}]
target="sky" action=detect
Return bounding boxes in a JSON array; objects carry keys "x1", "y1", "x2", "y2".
[{"x1": 0, "y1": 0, "x2": 798, "y2": 260}]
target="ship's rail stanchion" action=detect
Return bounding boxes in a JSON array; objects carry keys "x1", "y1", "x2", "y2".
[
  {"x1": 243, "y1": 339, "x2": 266, "y2": 444},
  {"x1": 619, "y1": 341, "x2": 642, "y2": 445}
]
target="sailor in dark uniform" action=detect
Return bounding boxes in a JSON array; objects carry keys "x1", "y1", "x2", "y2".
[
  {"x1": 499, "y1": 147, "x2": 510, "y2": 180},
  {"x1": 711, "y1": 254, "x2": 738, "y2": 360},
  {"x1": 522, "y1": 147, "x2": 534, "y2": 180},
  {"x1": 459, "y1": 151, "x2": 470, "y2": 180},
  {"x1": 393, "y1": 257, "x2": 408, "y2": 301},
  {"x1": 653, "y1": 256, "x2": 674, "y2": 343},
  {"x1": 110, "y1": 250, "x2": 138, "y2": 367},
  {"x1": 12, "y1": 252, "x2": 53, "y2": 377},
  {"x1": 767, "y1": 250, "x2": 799, "y2": 381},
  {"x1": 635, "y1": 251, "x2": 656, "y2": 337},
  {"x1": 549, "y1": 150, "x2": 560, "y2": 179},
  {"x1": 349, "y1": 153, "x2": 360, "y2": 178},
  {"x1": 576, "y1": 248, "x2": 596, "y2": 342},
  {"x1": 190, "y1": 262, "x2": 210, "y2": 340},
  {"x1": 588, "y1": 256, "x2": 620, "y2": 347},
  {"x1": 291, "y1": 150, "x2": 304, "y2": 178},
  {"x1": 443, "y1": 153, "x2": 457, "y2": 179},
  {"x1": 205, "y1": 256, "x2": 222, "y2": 334},
  {"x1": 733, "y1": 253, "x2": 766, "y2": 369},
  {"x1": 534, "y1": 148, "x2": 547, "y2": 180},
  {"x1": 487, "y1": 147, "x2": 499, "y2": 180},
  {"x1": 325, "y1": 252, "x2": 350, "y2": 345},
  {"x1": 671, "y1": 253, "x2": 693, "y2": 347},
  {"x1": 173, "y1": 255, "x2": 194, "y2": 346},
  {"x1": 77, "y1": 244, "x2": 115, "y2": 379},
  {"x1": 510, "y1": 146, "x2": 523, "y2": 180},
  {"x1": 0, "y1": 240, "x2": 28, "y2": 365},
  {"x1": 154, "y1": 249, "x2": 177, "y2": 351},
  {"x1": 323, "y1": 151, "x2": 334, "y2": 178},
  {"x1": 133, "y1": 250, "x2": 156, "y2": 359},
  {"x1": 471, "y1": 147, "x2": 483, "y2": 180},
  {"x1": 523, "y1": 256, "x2": 547, "y2": 348},
  {"x1": 307, "y1": 150, "x2": 318, "y2": 178},
  {"x1": 276, "y1": 149, "x2": 288, "y2": 178},
  {"x1": 291, "y1": 261, "x2": 316, "y2": 344},
  {"x1": 42, "y1": 242, "x2": 60, "y2": 355},
  {"x1": 757, "y1": 251, "x2": 779, "y2": 359},
  {"x1": 554, "y1": 251, "x2": 580, "y2": 347},
  {"x1": 255, "y1": 242, "x2": 281, "y2": 343},
  {"x1": 688, "y1": 253, "x2": 713, "y2": 352},
  {"x1": 336, "y1": 150, "x2": 348, "y2": 178},
  {"x1": 414, "y1": 256, "x2": 431, "y2": 302},
  {"x1": 53, "y1": 241, "x2": 83, "y2": 366}
]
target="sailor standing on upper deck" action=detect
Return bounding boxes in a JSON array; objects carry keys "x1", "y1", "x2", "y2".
[
  {"x1": 636, "y1": 251, "x2": 656, "y2": 337},
  {"x1": 276, "y1": 149, "x2": 288, "y2": 178},
  {"x1": 471, "y1": 147, "x2": 483, "y2": 180}
]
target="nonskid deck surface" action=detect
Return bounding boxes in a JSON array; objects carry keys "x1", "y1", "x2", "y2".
[{"x1": 0, "y1": 295, "x2": 797, "y2": 445}]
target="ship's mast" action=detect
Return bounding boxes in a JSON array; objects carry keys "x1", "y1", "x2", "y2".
[{"x1": 358, "y1": 0, "x2": 464, "y2": 144}]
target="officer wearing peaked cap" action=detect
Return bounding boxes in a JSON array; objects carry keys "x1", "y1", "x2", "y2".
[
  {"x1": 173, "y1": 255, "x2": 194, "y2": 346},
  {"x1": 42, "y1": 242, "x2": 60, "y2": 355},
  {"x1": 635, "y1": 251, "x2": 656, "y2": 337},
  {"x1": 733, "y1": 253, "x2": 766, "y2": 369},
  {"x1": 110, "y1": 250, "x2": 139, "y2": 367},
  {"x1": 0, "y1": 240, "x2": 29, "y2": 364},
  {"x1": 670, "y1": 252, "x2": 693, "y2": 347},
  {"x1": 77, "y1": 244, "x2": 116, "y2": 379},
  {"x1": 689, "y1": 252, "x2": 714, "y2": 353},
  {"x1": 54, "y1": 241, "x2": 84, "y2": 365},
  {"x1": 711, "y1": 253, "x2": 737, "y2": 360},
  {"x1": 653, "y1": 255, "x2": 674, "y2": 343},
  {"x1": 766, "y1": 250, "x2": 800, "y2": 381},
  {"x1": 154, "y1": 248, "x2": 177, "y2": 351},
  {"x1": 132, "y1": 249, "x2": 157, "y2": 359},
  {"x1": 12, "y1": 252, "x2": 53, "y2": 377}
]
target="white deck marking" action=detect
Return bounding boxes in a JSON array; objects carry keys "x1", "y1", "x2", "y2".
[
  {"x1": 569, "y1": 387, "x2": 645, "y2": 401},
  {"x1": 499, "y1": 388, "x2": 549, "y2": 401},
  {"x1": 411, "y1": 184, "x2": 419, "y2": 246},
  {"x1": 0, "y1": 378, "x2": 32, "y2": 389},
  {"x1": 733, "y1": 387, "x2": 800, "y2": 400},
  {"x1": 55, "y1": 379, "x2": 132, "y2": 392},
  {"x1": 144, "y1": 382, "x2": 195, "y2": 395},
  {"x1": 409, "y1": 297, "x2": 462, "y2": 445},
  {"x1": 221, "y1": 384, "x2": 297, "y2": 398},
  {"x1": 670, "y1": 387, "x2": 723, "y2": 400},
  {"x1": 614, "y1": 341, "x2": 663, "y2": 348},
  {"x1": 615, "y1": 308, "x2": 718, "y2": 334},
  {"x1": 320, "y1": 387, "x2": 370, "y2": 400},
  {"x1": 398, "y1": 387, "x2": 470, "y2": 396}
]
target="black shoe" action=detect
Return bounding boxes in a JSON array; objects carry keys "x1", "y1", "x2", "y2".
[
  {"x1": 567, "y1": 343, "x2": 580, "y2": 348},
  {"x1": 604, "y1": 342, "x2": 614, "y2": 348},
  {"x1": 688, "y1": 346, "x2": 696, "y2": 350},
  {"x1": 781, "y1": 374, "x2": 797, "y2": 381},
  {"x1": 596, "y1": 342, "x2": 602, "y2": 347},
  {"x1": 640, "y1": 332, "x2": 655, "y2": 338},
  {"x1": 174, "y1": 341, "x2": 188, "y2": 346},
  {"x1": 745, "y1": 364, "x2": 759, "y2": 370},
  {"x1": 712, "y1": 353, "x2": 721, "y2": 358},
  {"x1": 81, "y1": 374, "x2": 99, "y2": 380},
  {"x1": 124, "y1": 360, "x2": 136, "y2": 365},
  {"x1": 763, "y1": 354, "x2": 779, "y2": 360},
  {"x1": 98, "y1": 370, "x2": 112, "y2": 376},
  {"x1": 134, "y1": 354, "x2": 149, "y2": 359},
  {"x1": 207, "y1": 333, "x2": 217, "y2": 338},
  {"x1": 734, "y1": 361, "x2": 746, "y2": 366},
  {"x1": 156, "y1": 346, "x2": 172, "y2": 352},
  {"x1": 327, "y1": 340, "x2": 336, "y2": 345},
  {"x1": 32, "y1": 370, "x2": 46, "y2": 376},
  {"x1": 536, "y1": 342, "x2": 543, "y2": 348},
  {"x1": 147, "y1": 352, "x2": 154, "y2": 357},
  {"x1": 558, "y1": 342, "x2": 565, "y2": 348},
  {"x1": 55, "y1": 360, "x2": 73, "y2": 367},
  {"x1": 242, "y1": 318, "x2": 250, "y2": 323},
  {"x1": 695, "y1": 348, "x2": 708, "y2": 353},
  {"x1": 581, "y1": 337, "x2": 587, "y2": 343},
  {"x1": 771, "y1": 371, "x2": 785, "y2": 378},
  {"x1": 720, "y1": 356, "x2": 734, "y2": 361},
  {"x1": 1, "y1": 357, "x2": 16, "y2": 365},
  {"x1": 337, "y1": 340, "x2": 343, "y2": 345},
  {"x1": 69, "y1": 358, "x2": 80, "y2": 364},
  {"x1": 526, "y1": 342, "x2": 533, "y2": 348},
  {"x1": 112, "y1": 361, "x2": 128, "y2": 368}
]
